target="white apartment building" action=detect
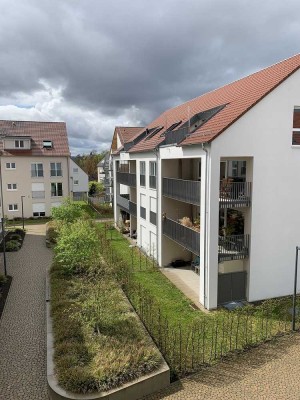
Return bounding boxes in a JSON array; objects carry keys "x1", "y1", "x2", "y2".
[
  {"x1": 112, "y1": 54, "x2": 300, "y2": 310},
  {"x1": 0, "y1": 120, "x2": 70, "y2": 219},
  {"x1": 69, "y1": 158, "x2": 88, "y2": 200}
]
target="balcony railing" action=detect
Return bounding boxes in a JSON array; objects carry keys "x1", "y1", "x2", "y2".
[
  {"x1": 104, "y1": 160, "x2": 113, "y2": 171},
  {"x1": 219, "y1": 181, "x2": 251, "y2": 208},
  {"x1": 140, "y1": 206, "x2": 146, "y2": 219},
  {"x1": 129, "y1": 201, "x2": 137, "y2": 217},
  {"x1": 104, "y1": 177, "x2": 113, "y2": 187},
  {"x1": 116, "y1": 195, "x2": 129, "y2": 212},
  {"x1": 218, "y1": 234, "x2": 250, "y2": 262},
  {"x1": 150, "y1": 211, "x2": 157, "y2": 225},
  {"x1": 116, "y1": 171, "x2": 136, "y2": 187},
  {"x1": 104, "y1": 194, "x2": 113, "y2": 203},
  {"x1": 163, "y1": 217, "x2": 200, "y2": 255},
  {"x1": 32, "y1": 191, "x2": 45, "y2": 199},
  {"x1": 149, "y1": 175, "x2": 157, "y2": 189},
  {"x1": 162, "y1": 177, "x2": 200, "y2": 205}
]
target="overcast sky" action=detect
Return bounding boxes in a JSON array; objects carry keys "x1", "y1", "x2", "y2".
[{"x1": 0, "y1": 0, "x2": 299, "y2": 155}]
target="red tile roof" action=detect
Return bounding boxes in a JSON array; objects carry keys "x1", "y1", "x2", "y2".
[
  {"x1": 0, "y1": 120, "x2": 70, "y2": 156},
  {"x1": 111, "y1": 126, "x2": 144, "y2": 154},
  {"x1": 128, "y1": 54, "x2": 300, "y2": 153}
]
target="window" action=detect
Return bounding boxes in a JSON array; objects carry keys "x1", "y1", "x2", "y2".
[
  {"x1": 292, "y1": 106, "x2": 300, "y2": 145},
  {"x1": 6, "y1": 162, "x2": 16, "y2": 169},
  {"x1": 51, "y1": 182, "x2": 63, "y2": 197},
  {"x1": 15, "y1": 140, "x2": 24, "y2": 148},
  {"x1": 31, "y1": 163, "x2": 43, "y2": 177},
  {"x1": 50, "y1": 162, "x2": 62, "y2": 177},
  {"x1": 149, "y1": 161, "x2": 157, "y2": 189},
  {"x1": 43, "y1": 140, "x2": 52, "y2": 148},
  {"x1": 32, "y1": 203, "x2": 46, "y2": 217},
  {"x1": 140, "y1": 161, "x2": 146, "y2": 186},
  {"x1": 73, "y1": 167, "x2": 78, "y2": 173},
  {"x1": 74, "y1": 180, "x2": 79, "y2": 185},
  {"x1": 7, "y1": 183, "x2": 17, "y2": 190},
  {"x1": 8, "y1": 204, "x2": 18, "y2": 211}
]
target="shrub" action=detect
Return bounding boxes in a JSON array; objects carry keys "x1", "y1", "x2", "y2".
[
  {"x1": 0, "y1": 273, "x2": 7, "y2": 284},
  {"x1": 54, "y1": 220, "x2": 100, "y2": 275},
  {"x1": 14, "y1": 228, "x2": 25, "y2": 236},
  {"x1": 9, "y1": 234, "x2": 22, "y2": 241},
  {"x1": 46, "y1": 221, "x2": 59, "y2": 246},
  {"x1": 51, "y1": 198, "x2": 87, "y2": 223},
  {"x1": 6, "y1": 240, "x2": 21, "y2": 251}
]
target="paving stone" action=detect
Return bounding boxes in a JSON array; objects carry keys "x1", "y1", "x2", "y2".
[{"x1": 0, "y1": 224, "x2": 52, "y2": 400}]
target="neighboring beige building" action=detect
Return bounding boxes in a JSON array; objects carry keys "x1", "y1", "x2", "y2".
[{"x1": 0, "y1": 120, "x2": 70, "y2": 219}]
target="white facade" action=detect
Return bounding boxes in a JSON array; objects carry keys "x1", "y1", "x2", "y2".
[
  {"x1": 112, "y1": 65, "x2": 300, "y2": 310},
  {"x1": 69, "y1": 159, "x2": 88, "y2": 198}
]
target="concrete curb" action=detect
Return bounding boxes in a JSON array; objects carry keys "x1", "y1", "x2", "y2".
[{"x1": 46, "y1": 275, "x2": 170, "y2": 400}]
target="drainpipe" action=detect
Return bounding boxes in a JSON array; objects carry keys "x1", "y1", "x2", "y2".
[
  {"x1": 153, "y1": 147, "x2": 159, "y2": 266},
  {"x1": 201, "y1": 142, "x2": 209, "y2": 309}
]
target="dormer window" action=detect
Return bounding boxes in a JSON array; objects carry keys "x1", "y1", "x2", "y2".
[
  {"x1": 43, "y1": 140, "x2": 53, "y2": 149},
  {"x1": 15, "y1": 140, "x2": 24, "y2": 148}
]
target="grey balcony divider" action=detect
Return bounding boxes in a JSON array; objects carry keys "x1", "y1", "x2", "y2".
[
  {"x1": 129, "y1": 201, "x2": 137, "y2": 217},
  {"x1": 218, "y1": 234, "x2": 250, "y2": 262},
  {"x1": 116, "y1": 194, "x2": 130, "y2": 212},
  {"x1": 150, "y1": 211, "x2": 157, "y2": 225},
  {"x1": 149, "y1": 175, "x2": 157, "y2": 189},
  {"x1": 162, "y1": 217, "x2": 200, "y2": 255},
  {"x1": 116, "y1": 171, "x2": 136, "y2": 187},
  {"x1": 162, "y1": 177, "x2": 200, "y2": 205},
  {"x1": 219, "y1": 182, "x2": 251, "y2": 208}
]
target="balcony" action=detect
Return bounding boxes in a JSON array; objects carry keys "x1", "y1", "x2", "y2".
[
  {"x1": 32, "y1": 191, "x2": 45, "y2": 199},
  {"x1": 218, "y1": 234, "x2": 250, "y2": 262},
  {"x1": 116, "y1": 171, "x2": 136, "y2": 187},
  {"x1": 129, "y1": 201, "x2": 137, "y2": 217},
  {"x1": 163, "y1": 217, "x2": 200, "y2": 255},
  {"x1": 104, "y1": 177, "x2": 113, "y2": 187},
  {"x1": 116, "y1": 195, "x2": 129, "y2": 212},
  {"x1": 162, "y1": 177, "x2": 200, "y2": 205},
  {"x1": 219, "y1": 181, "x2": 251, "y2": 208}
]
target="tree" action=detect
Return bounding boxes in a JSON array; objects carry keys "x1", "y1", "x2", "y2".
[{"x1": 73, "y1": 150, "x2": 107, "y2": 181}]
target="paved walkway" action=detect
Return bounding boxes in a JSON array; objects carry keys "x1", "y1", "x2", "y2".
[
  {"x1": 145, "y1": 332, "x2": 300, "y2": 400},
  {"x1": 0, "y1": 224, "x2": 52, "y2": 400}
]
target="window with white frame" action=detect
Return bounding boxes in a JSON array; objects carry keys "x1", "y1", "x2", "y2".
[
  {"x1": 15, "y1": 140, "x2": 24, "y2": 148},
  {"x1": 50, "y1": 162, "x2": 62, "y2": 177},
  {"x1": 74, "y1": 180, "x2": 79, "y2": 185},
  {"x1": 150, "y1": 161, "x2": 156, "y2": 176},
  {"x1": 31, "y1": 163, "x2": 43, "y2": 177},
  {"x1": 140, "y1": 161, "x2": 146, "y2": 186},
  {"x1": 7, "y1": 183, "x2": 17, "y2": 190},
  {"x1": 51, "y1": 182, "x2": 63, "y2": 197},
  {"x1": 149, "y1": 161, "x2": 157, "y2": 189},
  {"x1": 32, "y1": 203, "x2": 46, "y2": 217},
  {"x1": 6, "y1": 162, "x2": 16, "y2": 169},
  {"x1": 8, "y1": 204, "x2": 18, "y2": 211}
]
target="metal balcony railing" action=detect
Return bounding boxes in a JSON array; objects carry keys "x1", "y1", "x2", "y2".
[
  {"x1": 32, "y1": 191, "x2": 45, "y2": 199},
  {"x1": 162, "y1": 177, "x2": 200, "y2": 205},
  {"x1": 104, "y1": 177, "x2": 113, "y2": 187},
  {"x1": 116, "y1": 195, "x2": 129, "y2": 212},
  {"x1": 163, "y1": 217, "x2": 200, "y2": 255},
  {"x1": 116, "y1": 172, "x2": 136, "y2": 187},
  {"x1": 104, "y1": 160, "x2": 113, "y2": 171},
  {"x1": 218, "y1": 234, "x2": 250, "y2": 262},
  {"x1": 219, "y1": 181, "x2": 251, "y2": 208}
]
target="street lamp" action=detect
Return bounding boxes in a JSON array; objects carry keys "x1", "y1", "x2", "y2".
[
  {"x1": 21, "y1": 196, "x2": 25, "y2": 230},
  {"x1": 292, "y1": 246, "x2": 300, "y2": 331}
]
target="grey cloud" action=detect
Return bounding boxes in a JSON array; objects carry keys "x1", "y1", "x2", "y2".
[{"x1": 0, "y1": 0, "x2": 300, "y2": 153}]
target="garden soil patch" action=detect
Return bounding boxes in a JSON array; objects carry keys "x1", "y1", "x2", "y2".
[{"x1": 0, "y1": 276, "x2": 12, "y2": 319}]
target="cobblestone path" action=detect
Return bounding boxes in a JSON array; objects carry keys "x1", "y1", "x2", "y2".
[
  {"x1": 0, "y1": 225, "x2": 52, "y2": 400},
  {"x1": 145, "y1": 332, "x2": 300, "y2": 400}
]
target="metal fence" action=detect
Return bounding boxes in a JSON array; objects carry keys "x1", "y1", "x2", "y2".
[
  {"x1": 163, "y1": 177, "x2": 200, "y2": 205},
  {"x1": 218, "y1": 234, "x2": 250, "y2": 262},
  {"x1": 116, "y1": 195, "x2": 130, "y2": 212},
  {"x1": 116, "y1": 171, "x2": 136, "y2": 187},
  {"x1": 219, "y1": 181, "x2": 251, "y2": 208}
]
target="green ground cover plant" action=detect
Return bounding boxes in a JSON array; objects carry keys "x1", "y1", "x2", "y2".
[
  {"x1": 50, "y1": 212, "x2": 162, "y2": 394},
  {"x1": 97, "y1": 223, "x2": 299, "y2": 378}
]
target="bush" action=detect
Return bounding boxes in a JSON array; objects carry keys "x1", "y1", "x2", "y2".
[
  {"x1": 51, "y1": 199, "x2": 87, "y2": 223},
  {"x1": 46, "y1": 221, "x2": 58, "y2": 247},
  {"x1": 9, "y1": 234, "x2": 22, "y2": 241},
  {"x1": 6, "y1": 240, "x2": 21, "y2": 251},
  {"x1": 54, "y1": 220, "x2": 100, "y2": 275},
  {"x1": 0, "y1": 273, "x2": 7, "y2": 284}
]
